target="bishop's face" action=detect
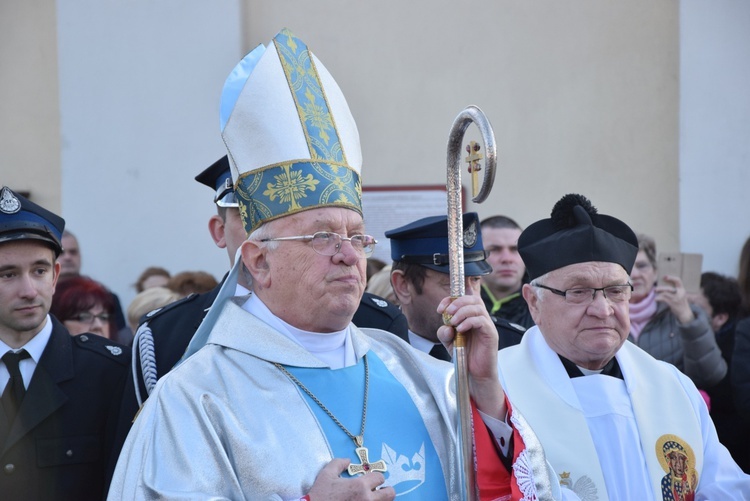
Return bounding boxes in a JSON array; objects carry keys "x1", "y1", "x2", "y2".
[{"x1": 248, "y1": 207, "x2": 367, "y2": 333}]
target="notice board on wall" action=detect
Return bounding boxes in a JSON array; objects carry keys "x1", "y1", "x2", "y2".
[{"x1": 362, "y1": 185, "x2": 465, "y2": 264}]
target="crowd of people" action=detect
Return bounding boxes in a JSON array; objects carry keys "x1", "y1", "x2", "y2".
[
  {"x1": 45, "y1": 238, "x2": 220, "y2": 345},
  {"x1": 1, "y1": 27, "x2": 749, "y2": 500}
]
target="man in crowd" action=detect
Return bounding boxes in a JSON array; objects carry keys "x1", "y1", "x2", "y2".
[
  {"x1": 109, "y1": 29, "x2": 530, "y2": 499},
  {"x1": 479, "y1": 215, "x2": 534, "y2": 328},
  {"x1": 388, "y1": 212, "x2": 525, "y2": 359},
  {"x1": 0, "y1": 186, "x2": 129, "y2": 500},
  {"x1": 105, "y1": 156, "x2": 251, "y2": 484},
  {"x1": 483, "y1": 193, "x2": 750, "y2": 498}
]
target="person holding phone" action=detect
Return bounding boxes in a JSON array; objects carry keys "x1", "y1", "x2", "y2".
[{"x1": 628, "y1": 233, "x2": 726, "y2": 388}]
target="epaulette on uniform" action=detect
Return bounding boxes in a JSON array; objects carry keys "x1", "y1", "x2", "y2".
[
  {"x1": 136, "y1": 292, "x2": 200, "y2": 327},
  {"x1": 73, "y1": 333, "x2": 129, "y2": 365},
  {"x1": 360, "y1": 292, "x2": 401, "y2": 320},
  {"x1": 492, "y1": 316, "x2": 527, "y2": 334}
]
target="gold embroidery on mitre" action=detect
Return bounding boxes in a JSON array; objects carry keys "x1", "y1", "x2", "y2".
[{"x1": 262, "y1": 164, "x2": 319, "y2": 211}]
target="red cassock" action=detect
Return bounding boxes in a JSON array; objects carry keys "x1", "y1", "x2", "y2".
[{"x1": 473, "y1": 399, "x2": 530, "y2": 501}]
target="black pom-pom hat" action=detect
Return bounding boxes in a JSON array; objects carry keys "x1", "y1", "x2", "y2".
[{"x1": 518, "y1": 194, "x2": 638, "y2": 280}]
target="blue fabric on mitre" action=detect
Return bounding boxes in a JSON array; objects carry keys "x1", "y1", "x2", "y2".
[
  {"x1": 220, "y1": 43, "x2": 266, "y2": 132},
  {"x1": 236, "y1": 160, "x2": 362, "y2": 235}
]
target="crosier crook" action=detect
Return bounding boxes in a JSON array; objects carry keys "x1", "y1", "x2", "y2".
[{"x1": 444, "y1": 105, "x2": 497, "y2": 501}]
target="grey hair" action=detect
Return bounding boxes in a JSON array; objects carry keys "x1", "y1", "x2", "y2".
[
  {"x1": 240, "y1": 221, "x2": 284, "y2": 291},
  {"x1": 529, "y1": 272, "x2": 550, "y2": 301},
  {"x1": 248, "y1": 221, "x2": 281, "y2": 251}
]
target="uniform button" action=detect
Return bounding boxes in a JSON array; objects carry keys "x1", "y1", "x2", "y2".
[
  {"x1": 4, "y1": 463, "x2": 15, "y2": 474},
  {"x1": 80, "y1": 335, "x2": 89, "y2": 342},
  {"x1": 500, "y1": 437, "x2": 506, "y2": 447},
  {"x1": 66, "y1": 450, "x2": 73, "y2": 457}
]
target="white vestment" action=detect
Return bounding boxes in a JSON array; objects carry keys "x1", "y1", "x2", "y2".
[
  {"x1": 497, "y1": 327, "x2": 750, "y2": 500},
  {"x1": 109, "y1": 299, "x2": 468, "y2": 500}
]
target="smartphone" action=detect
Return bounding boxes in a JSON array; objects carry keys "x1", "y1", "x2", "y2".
[{"x1": 657, "y1": 252, "x2": 703, "y2": 294}]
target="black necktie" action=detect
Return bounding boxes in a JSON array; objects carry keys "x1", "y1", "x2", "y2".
[
  {"x1": 429, "y1": 343, "x2": 452, "y2": 361},
  {"x1": 2, "y1": 349, "x2": 30, "y2": 419}
]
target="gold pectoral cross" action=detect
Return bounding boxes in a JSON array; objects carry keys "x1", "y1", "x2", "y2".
[
  {"x1": 465, "y1": 141, "x2": 483, "y2": 198},
  {"x1": 347, "y1": 436, "x2": 387, "y2": 476}
]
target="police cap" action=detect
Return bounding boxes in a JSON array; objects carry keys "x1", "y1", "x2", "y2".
[
  {"x1": 385, "y1": 212, "x2": 491, "y2": 276},
  {"x1": 0, "y1": 186, "x2": 65, "y2": 256}
]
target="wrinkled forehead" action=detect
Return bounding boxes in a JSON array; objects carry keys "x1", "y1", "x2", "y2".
[
  {"x1": 547, "y1": 261, "x2": 630, "y2": 285},
  {"x1": 278, "y1": 207, "x2": 365, "y2": 233}
]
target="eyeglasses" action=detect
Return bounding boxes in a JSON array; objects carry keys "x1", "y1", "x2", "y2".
[
  {"x1": 532, "y1": 283, "x2": 633, "y2": 305},
  {"x1": 70, "y1": 312, "x2": 110, "y2": 324},
  {"x1": 260, "y1": 231, "x2": 378, "y2": 258}
]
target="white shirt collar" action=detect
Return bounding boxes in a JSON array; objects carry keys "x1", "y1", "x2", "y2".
[
  {"x1": 0, "y1": 314, "x2": 53, "y2": 388},
  {"x1": 407, "y1": 330, "x2": 437, "y2": 355},
  {"x1": 242, "y1": 294, "x2": 356, "y2": 369},
  {"x1": 0, "y1": 314, "x2": 52, "y2": 363}
]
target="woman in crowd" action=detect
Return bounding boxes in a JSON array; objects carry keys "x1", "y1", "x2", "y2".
[
  {"x1": 126, "y1": 286, "x2": 180, "y2": 332},
  {"x1": 51, "y1": 275, "x2": 117, "y2": 339},
  {"x1": 628, "y1": 234, "x2": 726, "y2": 389},
  {"x1": 134, "y1": 266, "x2": 171, "y2": 293},
  {"x1": 167, "y1": 270, "x2": 218, "y2": 298}
]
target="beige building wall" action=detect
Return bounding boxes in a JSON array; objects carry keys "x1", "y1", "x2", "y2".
[
  {"x1": 0, "y1": 0, "x2": 61, "y2": 212},
  {"x1": 9, "y1": 1, "x2": 749, "y2": 302},
  {"x1": 243, "y1": 1, "x2": 680, "y2": 251}
]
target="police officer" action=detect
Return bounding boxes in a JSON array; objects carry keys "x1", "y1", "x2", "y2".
[
  {"x1": 0, "y1": 186, "x2": 129, "y2": 500},
  {"x1": 387, "y1": 212, "x2": 525, "y2": 360}
]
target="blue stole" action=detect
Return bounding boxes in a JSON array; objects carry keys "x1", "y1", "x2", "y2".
[{"x1": 286, "y1": 352, "x2": 447, "y2": 498}]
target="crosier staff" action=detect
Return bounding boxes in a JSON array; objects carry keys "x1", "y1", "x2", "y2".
[{"x1": 444, "y1": 105, "x2": 496, "y2": 501}]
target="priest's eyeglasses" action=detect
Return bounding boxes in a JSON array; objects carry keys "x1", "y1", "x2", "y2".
[
  {"x1": 260, "y1": 232, "x2": 378, "y2": 258},
  {"x1": 532, "y1": 283, "x2": 633, "y2": 305}
]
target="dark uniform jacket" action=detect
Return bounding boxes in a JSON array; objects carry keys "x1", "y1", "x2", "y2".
[
  {"x1": 354, "y1": 292, "x2": 409, "y2": 341},
  {"x1": 493, "y1": 315, "x2": 526, "y2": 350},
  {"x1": 480, "y1": 287, "x2": 535, "y2": 330},
  {"x1": 0, "y1": 317, "x2": 129, "y2": 501},
  {"x1": 108, "y1": 286, "x2": 408, "y2": 485}
]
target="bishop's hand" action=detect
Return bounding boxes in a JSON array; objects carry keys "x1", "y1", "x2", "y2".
[
  {"x1": 436, "y1": 295, "x2": 507, "y2": 420},
  {"x1": 306, "y1": 458, "x2": 395, "y2": 501}
]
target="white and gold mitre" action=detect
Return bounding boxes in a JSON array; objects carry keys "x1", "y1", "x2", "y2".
[{"x1": 220, "y1": 28, "x2": 363, "y2": 234}]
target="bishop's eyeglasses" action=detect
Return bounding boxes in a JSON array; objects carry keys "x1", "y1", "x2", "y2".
[
  {"x1": 260, "y1": 231, "x2": 378, "y2": 258},
  {"x1": 532, "y1": 283, "x2": 633, "y2": 305}
]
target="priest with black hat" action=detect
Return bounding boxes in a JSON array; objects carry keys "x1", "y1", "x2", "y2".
[
  {"x1": 0, "y1": 186, "x2": 129, "y2": 500},
  {"x1": 480, "y1": 193, "x2": 750, "y2": 498}
]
